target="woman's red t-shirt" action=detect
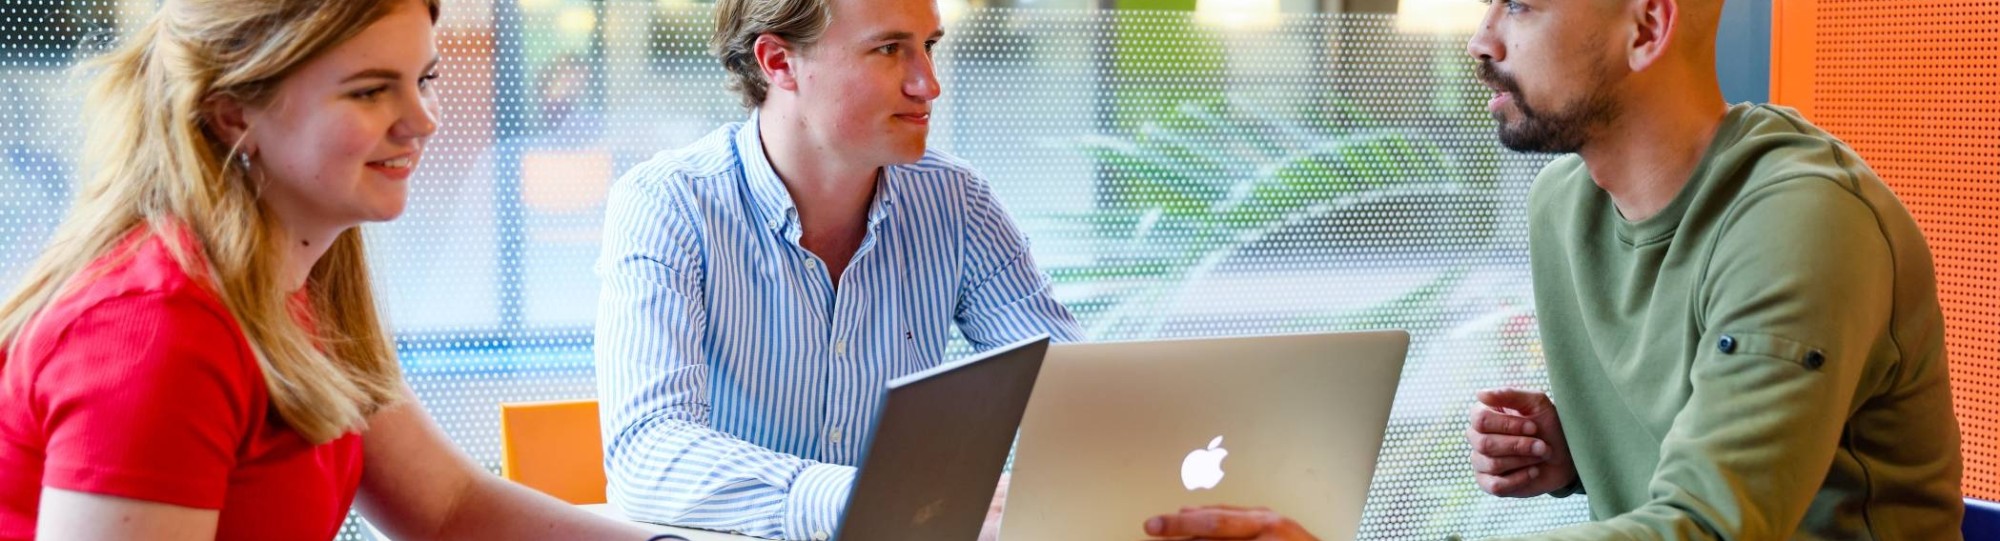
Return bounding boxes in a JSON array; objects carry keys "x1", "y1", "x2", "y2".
[{"x1": 0, "y1": 229, "x2": 363, "y2": 540}]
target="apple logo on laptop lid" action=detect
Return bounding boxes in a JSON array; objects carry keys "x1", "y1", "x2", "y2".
[{"x1": 1181, "y1": 436, "x2": 1228, "y2": 491}]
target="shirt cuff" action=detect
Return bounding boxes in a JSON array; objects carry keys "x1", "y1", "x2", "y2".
[
  {"x1": 783, "y1": 463, "x2": 857, "y2": 541},
  {"x1": 1549, "y1": 477, "x2": 1586, "y2": 498}
]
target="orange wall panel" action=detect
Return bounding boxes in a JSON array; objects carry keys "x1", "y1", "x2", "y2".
[{"x1": 1771, "y1": 0, "x2": 2000, "y2": 499}]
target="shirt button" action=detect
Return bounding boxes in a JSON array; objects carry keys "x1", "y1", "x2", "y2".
[
  {"x1": 833, "y1": 341, "x2": 847, "y2": 356},
  {"x1": 1805, "y1": 349, "x2": 1826, "y2": 369},
  {"x1": 1717, "y1": 335, "x2": 1737, "y2": 354},
  {"x1": 812, "y1": 531, "x2": 830, "y2": 541},
  {"x1": 829, "y1": 427, "x2": 843, "y2": 445}
]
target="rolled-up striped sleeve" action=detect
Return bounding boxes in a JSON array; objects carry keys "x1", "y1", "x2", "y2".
[
  {"x1": 594, "y1": 164, "x2": 852, "y2": 540},
  {"x1": 954, "y1": 172, "x2": 1082, "y2": 350}
]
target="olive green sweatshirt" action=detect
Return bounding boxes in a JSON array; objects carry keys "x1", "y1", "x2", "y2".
[{"x1": 1508, "y1": 103, "x2": 1963, "y2": 540}]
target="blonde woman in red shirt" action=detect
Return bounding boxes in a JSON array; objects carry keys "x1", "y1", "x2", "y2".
[{"x1": 0, "y1": 1, "x2": 662, "y2": 539}]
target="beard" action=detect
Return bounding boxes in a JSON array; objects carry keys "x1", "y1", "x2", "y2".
[{"x1": 1476, "y1": 59, "x2": 1621, "y2": 154}]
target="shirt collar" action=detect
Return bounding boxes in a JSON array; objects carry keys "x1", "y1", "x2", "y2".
[
  {"x1": 734, "y1": 109, "x2": 900, "y2": 236},
  {"x1": 735, "y1": 109, "x2": 797, "y2": 234}
]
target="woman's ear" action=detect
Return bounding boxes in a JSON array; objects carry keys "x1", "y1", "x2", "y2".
[{"x1": 202, "y1": 94, "x2": 256, "y2": 157}]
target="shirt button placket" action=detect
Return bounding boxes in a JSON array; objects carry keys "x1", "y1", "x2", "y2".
[{"x1": 827, "y1": 336, "x2": 848, "y2": 460}]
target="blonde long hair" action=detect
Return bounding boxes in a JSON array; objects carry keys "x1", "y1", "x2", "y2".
[{"x1": 0, "y1": 0, "x2": 440, "y2": 443}]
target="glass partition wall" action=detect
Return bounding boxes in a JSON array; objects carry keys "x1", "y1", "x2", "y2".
[{"x1": 0, "y1": 2, "x2": 1584, "y2": 538}]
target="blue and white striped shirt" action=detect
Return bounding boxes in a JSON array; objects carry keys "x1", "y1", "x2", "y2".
[{"x1": 594, "y1": 112, "x2": 1080, "y2": 540}]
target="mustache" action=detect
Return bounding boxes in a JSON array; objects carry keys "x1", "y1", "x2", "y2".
[{"x1": 1476, "y1": 60, "x2": 1524, "y2": 97}]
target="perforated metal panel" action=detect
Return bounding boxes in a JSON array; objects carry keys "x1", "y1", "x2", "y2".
[
  {"x1": 1773, "y1": 0, "x2": 2000, "y2": 500},
  {"x1": 0, "y1": 2, "x2": 1590, "y2": 539}
]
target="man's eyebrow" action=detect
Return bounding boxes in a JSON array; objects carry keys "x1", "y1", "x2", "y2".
[
  {"x1": 868, "y1": 30, "x2": 914, "y2": 42},
  {"x1": 867, "y1": 29, "x2": 946, "y2": 42}
]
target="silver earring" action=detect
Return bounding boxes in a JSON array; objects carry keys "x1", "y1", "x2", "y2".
[{"x1": 236, "y1": 151, "x2": 266, "y2": 198}]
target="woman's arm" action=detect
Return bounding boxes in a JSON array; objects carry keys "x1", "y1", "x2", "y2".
[
  {"x1": 354, "y1": 387, "x2": 655, "y2": 541},
  {"x1": 35, "y1": 488, "x2": 218, "y2": 541}
]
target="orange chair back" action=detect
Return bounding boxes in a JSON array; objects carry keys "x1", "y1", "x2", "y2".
[
  {"x1": 499, "y1": 399, "x2": 607, "y2": 504},
  {"x1": 1772, "y1": 0, "x2": 2000, "y2": 498}
]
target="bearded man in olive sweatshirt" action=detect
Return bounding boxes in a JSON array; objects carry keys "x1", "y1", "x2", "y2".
[
  {"x1": 1141, "y1": 0, "x2": 1964, "y2": 539},
  {"x1": 1460, "y1": 0, "x2": 1965, "y2": 539}
]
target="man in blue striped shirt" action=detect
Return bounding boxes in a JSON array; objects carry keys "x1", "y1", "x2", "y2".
[{"x1": 592, "y1": 0, "x2": 1080, "y2": 538}]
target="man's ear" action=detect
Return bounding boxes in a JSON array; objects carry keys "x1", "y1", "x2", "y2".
[
  {"x1": 1625, "y1": 0, "x2": 1679, "y2": 72},
  {"x1": 754, "y1": 34, "x2": 801, "y2": 94},
  {"x1": 202, "y1": 94, "x2": 256, "y2": 157}
]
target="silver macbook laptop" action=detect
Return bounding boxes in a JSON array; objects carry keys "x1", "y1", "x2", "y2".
[
  {"x1": 1001, "y1": 331, "x2": 1409, "y2": 541},
  {"x1": 830, "y1": 334, "x2": 1051, "y2": 541}
]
